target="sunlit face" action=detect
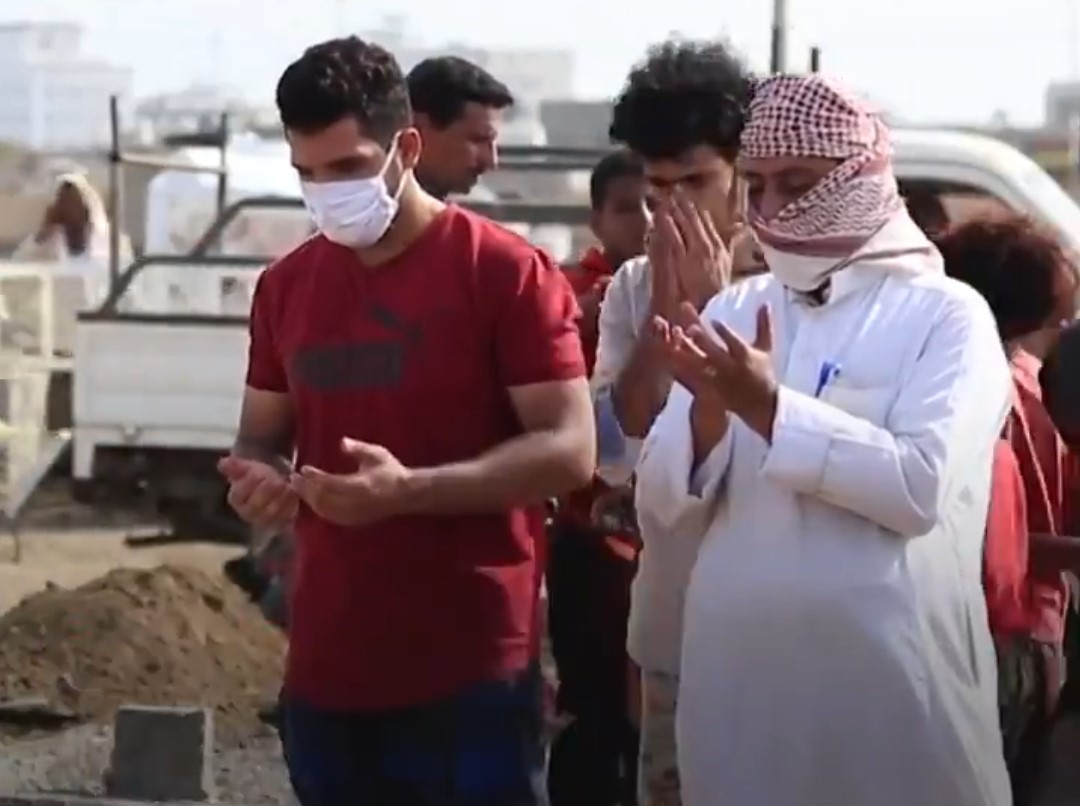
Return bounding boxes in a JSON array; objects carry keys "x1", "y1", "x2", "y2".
[
  {"x1": 740, "y1": 155, "x2": 841, "y2": 220},
  {"x1": 415, "y1": 102, "x2": 503, "y2": 196},
  {"x1": 286, "y1": 116, "x2": 420, "y2": 186},
  {"x1": 643, "y1": 145, "x2": 739, "y2": 237},
  {"x1": 590, "y1": 174, "x2": 649, "y2": 267}
]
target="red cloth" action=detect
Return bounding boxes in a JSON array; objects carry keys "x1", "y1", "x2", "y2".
[
  {"x1": 562, "y1": 246, "x2": 613, "y2": 376},
  {"x1": 1007, "y1": 350, "x2": 1070, "y2": 645},
  {"x1": 247, "y1": 206, "x2": 586, "y2": 710},
  {"x1": 984, "y1": 437, "x2": 1030, "y2": 639},
  {"x1": 554, "y1": 247, "x2": 618, "y2": 531},
  {"x1": 1067, "y1": 450, "x2": 1080, "y2": 535}
]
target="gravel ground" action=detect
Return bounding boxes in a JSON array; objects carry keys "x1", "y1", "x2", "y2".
[
  {"x1": 0, "y1": 724, "x2": 296, "y2": 804},
  {"x1": 2, "y1": 716, "x2": 1079, "y2": 805}
]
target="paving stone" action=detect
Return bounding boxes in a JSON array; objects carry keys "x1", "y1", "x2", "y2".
[{"x1": 104, "y1": 705, "x2": 214, "y2": 802}]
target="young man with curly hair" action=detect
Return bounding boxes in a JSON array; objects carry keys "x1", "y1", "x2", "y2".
[
  {"x1": 218, "y1": 36, "x2": 595, "y2": 806},
  {"x1": 592, "y1": 39, "x2": 757, "y2": 806}
]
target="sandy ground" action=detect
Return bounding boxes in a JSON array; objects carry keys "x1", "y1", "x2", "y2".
[
  {"x1": 0, "y1": 526, "x2": 294, "y2": 804},
  {"x1": 0, "y1": 528, "x2": 244, "y2": 616}
]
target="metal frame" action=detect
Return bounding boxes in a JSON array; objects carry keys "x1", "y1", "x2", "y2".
[
  {"x1": 89, "y1": 132, "x2": 622, "y2": 327},
  {"x1": 80, "y1": 253, "x2": 265, "y2": 321},
  {"x1": 106, "y1": 95, "x2": 229, "y2": 287}
]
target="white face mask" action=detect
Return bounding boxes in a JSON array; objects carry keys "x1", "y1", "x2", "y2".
[
  {"x1": 757, "y1": 243, "x2": 840, "y2": 293},
  {"x1": 301, "y1": 138, "x2": 407, "y2": 248}
]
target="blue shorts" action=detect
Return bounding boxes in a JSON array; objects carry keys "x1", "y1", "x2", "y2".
[{"x1": 280, "y1": 666, "x2": 548, "y2": 806}]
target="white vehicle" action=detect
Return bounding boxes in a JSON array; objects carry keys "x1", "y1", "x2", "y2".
[{"x1": 45, "y1": 131, "x2": 1080, "y2": 534}]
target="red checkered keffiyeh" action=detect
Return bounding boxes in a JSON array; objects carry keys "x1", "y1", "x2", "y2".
[{"x1": 741, "y1": 75, "x2": 904, "y2": 257}]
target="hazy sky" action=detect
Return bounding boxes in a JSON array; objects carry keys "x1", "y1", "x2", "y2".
[{"x1": 7, "y1": 0, "x2": 1080, "y2": 126}]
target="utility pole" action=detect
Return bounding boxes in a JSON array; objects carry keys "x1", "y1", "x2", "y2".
[
  {"x1": 1068, "y1": 0, "x2": 1080, "y2": 195},
  {"x1": 770, "y1": 0, "x2": 789, "y2": 73}
]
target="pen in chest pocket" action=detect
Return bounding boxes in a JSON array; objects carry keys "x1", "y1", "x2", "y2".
[{"x1": 814, "y1": 361, "x2": 842, "y2": 398}]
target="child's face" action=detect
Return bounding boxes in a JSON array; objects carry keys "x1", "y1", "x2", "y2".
[{"x1": 591, "y1": 176, "x2": 649, "y2": 266}]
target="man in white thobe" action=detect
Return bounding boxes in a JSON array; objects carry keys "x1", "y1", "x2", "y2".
[{"x1": 635, "y1": 75, "x2": 1013, "y2": 806}]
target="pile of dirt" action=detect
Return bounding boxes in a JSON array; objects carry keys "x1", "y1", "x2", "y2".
[{"x1": 0, "y1": 564, "x2": 285, "y2": 743}]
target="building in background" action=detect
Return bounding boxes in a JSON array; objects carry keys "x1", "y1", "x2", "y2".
[
  {"x1": 134, "y1": 85, "x2": 278, "y2": 144},
  {"x1": 363, "y1": 15, "x2": 575, "y2": 112},
  {"x1": 0, "y1": 21, "x2": 133, "y2": 151}
]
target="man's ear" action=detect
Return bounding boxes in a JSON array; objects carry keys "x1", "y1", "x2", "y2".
[{"x1": 397, "y1": 127, "x2": 423, "y2": 172}]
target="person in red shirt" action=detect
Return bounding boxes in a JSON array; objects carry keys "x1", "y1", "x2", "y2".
[
  {"x1": 939, "y1": 215, "x2": 1079, "y2": 805},
  {"x1": 1039, "y1": 321, "x2": 1080, "y2": 715},
  {"x1": 547, "y1": 150, "x2": 647, "y2": 806},
  {"x1": 216, "y1": 37, "x2": 595, "y2": 806}
]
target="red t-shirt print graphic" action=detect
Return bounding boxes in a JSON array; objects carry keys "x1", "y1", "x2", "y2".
[
  {"x1": 289, "y1": 305, "x2": 422, "y2": 392},
  {"x1": 246, "y1": 206, "x2": 586, "y2": 710}
]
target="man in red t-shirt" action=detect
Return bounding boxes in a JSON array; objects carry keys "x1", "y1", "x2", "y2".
[
  {"x1": 216, "y1": 37, "x2": 595, "y2": 806},
  {"x1": 547, "y1": 150, "x2": 647, "y2": 806}
]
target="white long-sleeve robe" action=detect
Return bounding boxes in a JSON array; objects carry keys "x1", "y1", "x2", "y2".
[{"x1": 635, "y1": 258, "x2": 1013, "y2": 806}]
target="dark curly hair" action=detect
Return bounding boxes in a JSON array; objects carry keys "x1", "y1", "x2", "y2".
[
  {"x1": 407, "y1": 57, "x2": 513, "y2": 128},
  {"x1": 609, "y1": 39, "x2": 755, "y2": 162},
  {"x1": 938, "y1": 216, "x2": 1078, "y2": 342},
  {"x1": 275, "y1": 37, "x2": 411, "y2": 144}
]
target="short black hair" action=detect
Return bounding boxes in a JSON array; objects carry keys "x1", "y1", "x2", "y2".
[
  {"x1": 589, "y1": 150, "x2": 644, "y2": 210},
  {"x1": 407, "y1": 56, "x2": 514, "y2": 128},
  {"x1": 903, "y1": 186, "x2": 949, "y2": 238},
  {"x1": 609, "y1": 39, "x2": 755, "y2": 162},
  {"x1": 275, "y1": 36, "x2": 411, "y2": 143},
  {"x1": 1041, "y1": 320, "x2": 1080, "y2": 440},
  {"x1": 938, "y1": 216, "x2": 1077, "y2": 342}
]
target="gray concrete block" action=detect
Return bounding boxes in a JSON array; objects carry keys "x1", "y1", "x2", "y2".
[{"x1": 104, "y1": 705, "x2": 215, "y2": 802}]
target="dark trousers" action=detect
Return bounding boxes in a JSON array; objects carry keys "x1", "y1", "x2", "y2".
[
  {"x1": 279, "y1": 666, "x2": 547, "y2": 806},
  {"x1": 546, "y1": 520, "x2": 639, "y2": 806},
  {"x1": 998, "y1": 636, "x2": 1058, "y2": 806},
  {"x1": 1058, "y1": 571, "x2": 1080, "y2": 713}
]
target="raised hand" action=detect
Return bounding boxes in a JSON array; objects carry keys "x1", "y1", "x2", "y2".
[
  {"x1": 647, "y1": 187, "x2": 737, "y2": 319},
  {"x1": 653, "y1": 302, "x2": 779, "y2": 441},
  {"x1": 669, "y1": 189, "x2": 731, "y2": 307}
]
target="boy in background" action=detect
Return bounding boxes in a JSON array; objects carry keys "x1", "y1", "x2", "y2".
[{"x1": 547, "y1": 149, "x2": 648, "y2": 806}]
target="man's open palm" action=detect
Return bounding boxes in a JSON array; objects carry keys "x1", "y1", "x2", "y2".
[{"x1": 290, "y1": 437, "x2": 411, "y2": 527}]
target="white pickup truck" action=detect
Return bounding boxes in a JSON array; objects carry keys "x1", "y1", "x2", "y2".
[{"x1": 67, "y1": 130, "x2": 1080, "y2": 534}]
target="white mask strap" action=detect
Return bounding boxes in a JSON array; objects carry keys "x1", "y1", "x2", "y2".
[{"x1": 381, "y1": 134, "x2": 411, "y2": 203}]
